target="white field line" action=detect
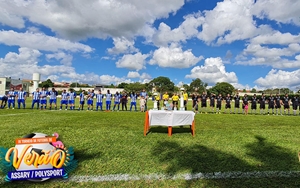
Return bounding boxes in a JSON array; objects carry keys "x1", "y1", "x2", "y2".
[{"x1": 2, "y1": 171, "x2": 300, "y2": 183}]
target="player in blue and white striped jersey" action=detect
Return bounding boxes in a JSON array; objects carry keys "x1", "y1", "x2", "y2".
[
  {"x1": 31, "y1": 88, "x2": 41, "y2": 109},
  {"x1": 96, "y1": 90, "x2": 104, "y2": 111},
  {"x1": 130, "y1": 92, "x2": 138, "y2": 111},
  {"x1": 78, "y1": 90, "x2": 85, "y2": 111},
  {"x1": 7, "y1": 88, "x2": 17, "y2": 109},
  {"x1": 68, "y1": 89, "x2": 77, "y2": 110},
  {"x1": 49, "y1": 88, "x2": 58, "y2": 110},
  {"x1": 40, "y1": 87, "x2": 48, "y2": 110},
  {"x1": 105, "y1": 90, "x2": 112, "y2": 111},
  {"x1": 87, "y1": 89, "x2": 95, "y2": 111},
  {"x1": 113, "y1": 91, "x2": 121, "y2": 111},
  {"x1": 17, "y1": 87, "x2": 26, "y2": 109},
  {"x1": 60, "y1": 89, "x2": 69, "y2": 110}
]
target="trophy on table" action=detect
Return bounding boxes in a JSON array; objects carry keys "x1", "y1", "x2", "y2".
[
  {"x1": 179, "y1": 87, "x2": 185, "y2": 111},
  {"x1": 152, "y1": 83, "x2": 158, "y2": 110}
]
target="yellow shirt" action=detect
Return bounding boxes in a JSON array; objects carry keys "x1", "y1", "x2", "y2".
[
  {"x1": 155, "y1": 95, "x2": 160, "y2": 101},
  {"x1": 172, "y1": 95, "x2": 179, "y2": 101},
  {"x1": 163, "y1": 94, "x2": 169, "y2": 100},
  {"x1": 183, "y1": 93, "x2": 188, "y2": 100}
]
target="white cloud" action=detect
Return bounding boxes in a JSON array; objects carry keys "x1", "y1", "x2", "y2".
[
  {"x1": 99, "y1": 75, "x2": 132, "y2": 85},
  {"x1": 0, "y1": 0, "x2": 185, "y2": 40},
  {"x1": 197, "y1": 0, "x2": 258, "y2": 45},
  {"x1": 46, "y1": 52, "x2": 73, "y2": 66},
  {"x1": 140, "y1": 73, "x2": 151, "y2": 80},
  {"x1": 127, "y1": 71, "x2": 140, "y2": 78},
  {"x1": 107, "y1": 37, "x2": 138, "y2": 55},
  {"x1": 185, "y1": 57, "x2": 238, "y2": 85},
  {"x1": 47, "y1": 75, "x2": 59, "y2": 82},
  {"x1": 250, "y1": 31, "x2": 300, "y2": 45},
  {"x1": 0, "y1": 30, "x2": 93, "y2": 53},
  {"x1": 255, "y1": 69, "x2": 300, "y2": 89},
  {"x1": 0, "y1": 47, "x2": 74, "y2": 79},
  {"x1": 149, "y1": 43, "x2": 203, "y2": 68},
  {"x1": 252, "y1": 0, "x2": 300, "y2": 26},
  {"x1": 0, "y1": 47, "x2": 138, "y2": 86},
  {"x1": 116, "y1": 52, "x2": 149, "y2": 70},
  {"x1": 153, "y1": 13, "x2": 204, "y2": 46}
]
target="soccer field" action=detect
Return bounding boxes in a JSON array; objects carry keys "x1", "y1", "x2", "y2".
[{"x1": 1, "y1": 100, "x2": 300, "y2": 187}]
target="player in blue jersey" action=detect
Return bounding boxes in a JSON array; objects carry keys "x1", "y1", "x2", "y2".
[
  {"x1": 130, "y1": 92, "x2": 138, "y2": 111},
  {"x1": 96, "y1": 90, "x2": 104, "y2": 111},
  {"x1": 49, "y1": 88, "x2": 58, "y2": 110},
  {"x1": 140, "y1": 89, "x2": 148, "y2": 111},
  {"x1": 68, "y1": 89, "x2": 77, "y2": 110},
  {"x1": 31, "y1": 88, "x2": 41, "y2": 109},
  {"x1": 105, "y1": 90, "x2": 112, "y2": 111},
  {"x1": 39, "y1": 87, "x2": 48, "y2": 110},
  {"x1": 113, "y1": 91, "x2": 121, "y2": 111},
  {"x1": 17, "y1": 87, "x2": 26, "y2": 109},
  {"x1": 60, "y1": 89, "x2": 69, "y2": 110},
  {"x1": 87, "y1": 89, "x2": 95, "y2": 111},
  {"x1": 1, "y1": 94, "x2": 8, "y2": 109},
  {"x1": 78, "y1": 90, "x2": 85, "y2": 111},
  {"x1": 7, "y1": 88, "x2": 17, "y2": 109}
]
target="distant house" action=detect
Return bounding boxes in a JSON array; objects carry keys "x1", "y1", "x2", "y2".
[{"x1": 53, "y1": 82, "x2": 70, "y2": 87}]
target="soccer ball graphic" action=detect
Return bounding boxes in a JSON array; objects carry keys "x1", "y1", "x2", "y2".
[{"x1": 14, "y1": 133, "x2": 60, "y2": 182}]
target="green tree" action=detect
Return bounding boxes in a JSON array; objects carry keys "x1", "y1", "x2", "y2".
[
  {"x1": 39, "y1": 79, "x2": 54, "y2": 88},
  {"x1": 148, "y1": 76, "x2": 175, "y2": 92},
  {"x1": 124, "y1": 82, "x2": 146, "y2": 93},
  {"x1": 117, "y1": 82, "x2": 128, "y2": 88},
  {"x1": 251, "y1": 88, "x2": 257, "y2": 93},
  {"x1": 70, "y1": 82, "x2": 80, "y2": 88},
  {"x1": 188, "y1": 78, "x2": 207, "y2": 94},
  {"x1": 210, "y1": 82, "x2": 235, "y2": 96}
]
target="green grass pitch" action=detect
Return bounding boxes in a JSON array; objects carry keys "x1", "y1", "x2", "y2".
[{"x1": 0, "y1": 99, "x2": 300, "y2": 187}]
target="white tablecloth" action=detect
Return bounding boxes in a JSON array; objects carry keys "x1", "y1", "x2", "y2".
[{"x1": 148, "y1": 110, "x2": 195, "y2": 127}]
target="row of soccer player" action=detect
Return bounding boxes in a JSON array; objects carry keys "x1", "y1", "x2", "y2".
[
  {"x1": 191, "y1": 92, "x2": 300, "y2": 115},
  {"x1": 0, "y1": 87, "x2": 150, "y2": 111}
]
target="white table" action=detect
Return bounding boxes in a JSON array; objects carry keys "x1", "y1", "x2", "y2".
[{"x1": 144, "y1": 110, "x2": 196, "y2": 136}]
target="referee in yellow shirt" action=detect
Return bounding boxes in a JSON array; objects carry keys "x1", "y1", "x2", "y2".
[
  {"x1": 155, "y1": 94, "x2": 160, "y2": 110},
  {"x1": 183, "y1": 90, "x2": 188, "y2": 110},
  {"x1": 172, "y1": 93, "x2": 179, "y2": 110}
]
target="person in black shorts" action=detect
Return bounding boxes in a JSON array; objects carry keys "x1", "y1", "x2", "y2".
[
  {"x1": 191, "y1": 93, "x2": 198, "y2": 110},
  {"x1": 234, "y1": 93, "x2": 240, "y2": 114},
  {"x1": 283, "y1": 93, "x2": 290, "y2": 115},
  {"x1": 292, "y1": 94, "x2": 299, "y2": 116},
  {"x1": 209, "y1": 93, "x2": 215, "y2": 113},
  {"x1": 225, "y1": 93, "x2": 232, "y2": 114},
  {"x1": 1, "y1": 94, "x2": 8, "y2": 109},
  {"x1": 274, "y1": 93, "x2": 282, "y2": 115},
  {"x1": 251, "y1": 94, "x2": 257, "y2": 114},
  {"x1": 242, "y1": 94, "x2": 249, "y2": 114},
  {"x1": 200, "y1": 92, "x2": 208, "y2": 114},
  {"x1": 259, "y1": 93, "x2": 266, "y2": 115},
  {"x1": 216, "y1": 94, "x2": 223, "y2": 114},
  {"x1": 267, "y1": 94, "x2": 275, "y2": 115}
]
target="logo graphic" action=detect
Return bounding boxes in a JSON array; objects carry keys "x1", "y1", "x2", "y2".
[{"x1": 0, "y1": 132, "x2": 77, "y2": 182}]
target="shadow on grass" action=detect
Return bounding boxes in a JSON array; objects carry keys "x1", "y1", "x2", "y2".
[
  {"x1": 245, "y1": 135, "x2": 298, "y2": 170},
  {"x1": 148, "y1": 126, "x2": 193, "y2": 135},
  {"x1": 152, "y1": 136, "x2": 299, "y2": 188},
  {"x1": 75, "y1": 149, "x2": 103, "y2": 162}
]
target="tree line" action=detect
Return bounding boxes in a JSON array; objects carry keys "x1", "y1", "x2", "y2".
[{"x1": 38, "y1": 77, "x2": 299, "y2": 96}]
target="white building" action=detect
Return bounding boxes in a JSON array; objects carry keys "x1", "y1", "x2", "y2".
[{"x1": 0, "y1": 77, "x2": 30, "y2": 95}]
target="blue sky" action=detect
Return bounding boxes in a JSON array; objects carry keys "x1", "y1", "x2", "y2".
[{"x1": 0, "y1": 0, "x2": 300, "y2": 90}]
